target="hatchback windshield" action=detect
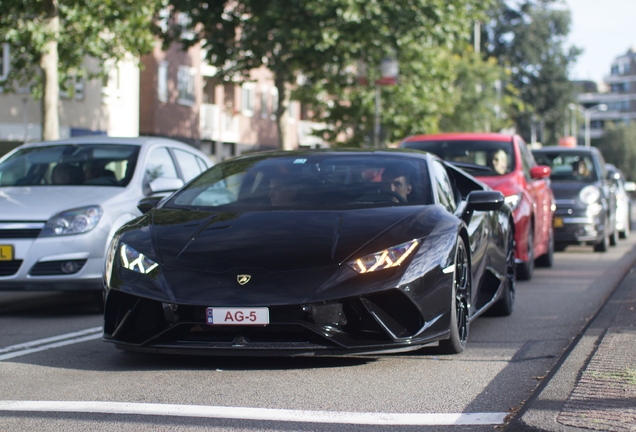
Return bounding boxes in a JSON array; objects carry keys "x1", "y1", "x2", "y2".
[
  {"x1": 403, "y1": 140, "x2": 515, "y2": 176},
  {"x1": 0, "y1": 144, "x2": 140, "y2": 187},
  {"x1": 167, "y1": 154, "x2": 431, "y2": 210},
  {"x1": 533, "y1": 151, "x2": 598, "y2": 182}
]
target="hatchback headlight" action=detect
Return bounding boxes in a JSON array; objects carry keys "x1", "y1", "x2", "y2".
[
  {"x1": 348, "y1": 239, "x2": 419, "y2": 274},
  {"x1": 579, "y1": 185, "x2": 601, "y2": 205},
  {"x1": 40, "y1": 206, "x2": 103, "y2": 236},
  {"x1": 120, "y1": 243, "x2": 159, "y2": 274}
]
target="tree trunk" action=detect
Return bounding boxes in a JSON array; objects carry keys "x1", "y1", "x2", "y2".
[
  {"x1": 40, "y1": 0, "x2": 60, "y2": 141},
  {"x1": 274, "y1": 75, "x2": 289, "y2": 150}
]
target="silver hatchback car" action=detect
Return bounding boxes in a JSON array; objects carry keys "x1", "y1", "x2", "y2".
[{"x1": 0, "y1": 136, "x2": 211, "y2": 301}]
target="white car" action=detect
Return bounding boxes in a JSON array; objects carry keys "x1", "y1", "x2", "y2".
[
  {"x1": 606, "y1": 164, "x2": 635, "y2": 239},
  {"x1": 0, "y1": 136, "x2": 211, "y2": 304}
]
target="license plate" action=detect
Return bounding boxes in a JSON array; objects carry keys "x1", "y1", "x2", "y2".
[
  {"x1": 554, "y1": 217, "x2": 563, "y2": 228},
  {"x1": 206, "y1": 307, "x2": 269, "y2": 325},
  {"x1": 0, "y1": 245, "x2": 13, "y2": 261}
]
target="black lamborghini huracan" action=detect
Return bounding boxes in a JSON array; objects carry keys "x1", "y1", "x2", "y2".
[{"x1": 102, "y1": 149, "x2": 515, "y2": 356}]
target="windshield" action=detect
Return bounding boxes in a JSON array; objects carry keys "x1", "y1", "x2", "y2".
[
  {"x1": 532, "y1": 151, "x2": 598, "y2": 182},
  {"x1": 166, "y1": 154, "x2": 432, "y2": 210},
  {"x1": 402, "y1": 140, "x2": 515, "y2": 176},
  {"x1": 0, "y1": 144, "x2": 140, "y2": 187}
]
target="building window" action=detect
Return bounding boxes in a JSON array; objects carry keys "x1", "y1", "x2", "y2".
[
  {"x1": 60, "y1": 73, "x2": 85, "y2": 100},
  {"x1": 158, "y1": 61, "x2": 169, "y2": 103},
  {"x1": 287, "y1": 100, "x2": 296, "y2": 123},
  {"x1": 177, "y1": 65, "x2": 196, "y2": 105},
  {"x1": 270, "y1": 87, "x2": 279, "y2": 120},
  {"x1": 241, "y1": 83, "x2": 255, "y2": 116},
  {"x1": 0, "y1": 43, "x2": 9, "y2": 81},
  {"x1": 260, "y1": 87, "x2": 268, "y2": 118}
]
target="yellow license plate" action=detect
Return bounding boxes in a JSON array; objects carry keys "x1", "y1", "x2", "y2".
[
  {"x1": 553, "y1": 217, "x2": 563, "y2": 228},
  {"x1": 0, "y1": 245, "x2": 14, "y2": 261}
]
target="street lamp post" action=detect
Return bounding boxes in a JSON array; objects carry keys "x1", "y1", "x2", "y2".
[
  {"x1": 568, "y1": 103, "x2": 578, "y2": 144},
  {"x1": 584, "y1": 104, "x2": 608, "y2": 148}
]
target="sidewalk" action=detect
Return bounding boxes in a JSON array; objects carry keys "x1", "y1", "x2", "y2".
[{"x1": 507, "y1": 259, "x2": 636, "y2": 431}]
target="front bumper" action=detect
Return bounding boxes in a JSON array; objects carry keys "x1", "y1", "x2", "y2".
[
  {"x1": 553, "y1": 213, "x2": 605, "y2": 244},
  {"x1": 0, "y1": 222, "x2": 108, "y2": 291},
  {"x1": 102, "y1": 289, "x2": 449, "y2": 357}
]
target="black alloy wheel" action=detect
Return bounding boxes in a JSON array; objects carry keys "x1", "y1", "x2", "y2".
[
  {"x1": 489, "y1": 226, "x2": 516, "y2": 316},
  {"x1": 517, "y1": 222, "x2": 534, "y2": 280},
  {"x1": 437, "y1": 236, "x2": 470, "y2": 354}
]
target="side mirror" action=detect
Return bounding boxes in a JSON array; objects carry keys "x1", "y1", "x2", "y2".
[
  {"x1": 137, "y1": 196, "x2": 163, "y2": 214},
  {"x1": 149, "y1": 177, "x2": 184, "y2": 194},
  {"x1": 462, "y1": 190, "x2": 504, "y2": 224},
  {"x1": 530, "y1": 165, "x2": 551, "y2": 179},
  {"x1": 624, "y1": 181, "x2": 636, "y2": 193}
]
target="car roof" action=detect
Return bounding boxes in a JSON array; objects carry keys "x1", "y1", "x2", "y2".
[
  {"x1": 234, "y1": 148, "x2": 432, "y2": 161},
  {"x1": 401, "y1": 132, "x2": 515, "y2": 143},
  {"x1": 532, "y1": 146, "x2": 600, "y2": 154},
  {"x1": 14, "y1": 136, "x2": 196, "y2": 150}
]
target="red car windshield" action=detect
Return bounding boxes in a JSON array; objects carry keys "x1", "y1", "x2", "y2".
[{"x1": 402, "y1": 140, "x2": 515, "y2": 177}]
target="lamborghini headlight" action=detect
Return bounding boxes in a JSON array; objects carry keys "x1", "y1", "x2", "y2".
[
  {"x1": 579, "y1": 185, "x2": 601, "y2": 205},
  {"x1": 348, "y1": 239, "x2": 419, "y2": 274},
  {"x1": 119, "y1": 243, "x2": 159, "y2": 274},
  {"x1": 41, "y1": 205, "x2": 103, "y2": 236}
]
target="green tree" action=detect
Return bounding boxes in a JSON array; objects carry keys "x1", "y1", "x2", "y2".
[
  {"x1": 165, "y1": 0, "x2": 489, "y2": 148},
  {"x1": 438, "y1": 49, "x2": 517, "y2": 133},
  {"x1": 485, "y1": 0, "x2": 580, "y2": 145},
  {"x1": 0, "y1": 0, "x2": 162, "y2": 140},
  {"x1": 597, "y1": 123, "x2": 636, "y2": 181}
]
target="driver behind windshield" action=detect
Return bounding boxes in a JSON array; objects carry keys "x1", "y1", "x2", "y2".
[{"x1": 381, "y1": 164, "x2": 413, "y2": 202}]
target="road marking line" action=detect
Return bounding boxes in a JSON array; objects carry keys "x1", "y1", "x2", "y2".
[
  {"x1": 0, "y1": 329, "x2": 102, "y2": 361},
  {"x1": 0, "y1": 327, "x2": 102, "y2": 354},
  {"x1": 0, "y1": 401, "x2": 507, "y2": 425}
]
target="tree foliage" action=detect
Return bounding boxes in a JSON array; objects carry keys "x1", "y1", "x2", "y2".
[
  {"x1": 0, "y1": 0, "x2": 162, "y2": 139},
  {"x1": 597, "y1": 123, "x2": 636, "y2": 181},
  {"x1": 165, "y1": 0, "x2": 491, "y2": 148},
  {"x1": 485, "y1": 0, "x2": 581, "y2": 146}
]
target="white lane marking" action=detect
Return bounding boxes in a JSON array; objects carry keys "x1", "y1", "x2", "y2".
[
  {"x1": 0, "y1": 401, "x2": 508, "y2": 425},
  {"x1": 0, "y1": 327, "x2": 102, "y2": 361}
]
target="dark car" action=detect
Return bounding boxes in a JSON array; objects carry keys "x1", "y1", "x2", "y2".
[
  {"x1": 400, "y1": 133, "x2": 555, "y2": 281},
  {"x1": 532, "y1": 146, "x2": 617, "y2": 252},
  {"x1": 103, "y1": 149, "x2": 515, "y2": 357}
]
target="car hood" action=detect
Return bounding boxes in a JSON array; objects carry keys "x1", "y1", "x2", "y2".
[
  {"x1": 0, "y1": 186, "x2": 125, "y2": 220},
  {"x1": 549, "y1": 182, "x2": 590, "y2": 201},
  {"x1": 148, "y1": 206, "x2": 430, "y2": 273},
  {"x1": 475, "y1": 173, "x2": 520, "y2": 196}
]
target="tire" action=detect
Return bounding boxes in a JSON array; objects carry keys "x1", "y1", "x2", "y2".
[
  {"x1": 489, "y1": 226, "x2": 516, "y2": 316},
  {"x1": 436, "y1": 237, "x2": 470, "y2": 354},
  {"x1": 619, "y1": 218, "x2": 629, "y2": 239},
  {"x1": 609, "y1": 227, "x2": 618, "y2": 246},
  {"x1": 516, "y1": 222, "x2": 534, "y2": 280},
  {"x1": 535, "y1": 226, "x2": 554, "y2": 267},
  {"x1": 593, "y1": 231, "x2": 609, "y2": 252},
  {"x1": 554, "y1": 242, "x2": 567, "y2": 252}
]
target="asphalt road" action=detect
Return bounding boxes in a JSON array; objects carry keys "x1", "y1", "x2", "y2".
[{"x1": 1, "y1": 235, "x2": 635, "y2": 432}]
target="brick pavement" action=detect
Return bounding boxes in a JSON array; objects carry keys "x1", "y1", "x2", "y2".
[{"x1": 508, "y1": 263, "x2": 636, "y2": 431}]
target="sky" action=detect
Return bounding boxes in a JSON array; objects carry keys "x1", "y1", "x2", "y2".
[{"x1": 565, "y1": 0, "x2": 636, "y2": 82}]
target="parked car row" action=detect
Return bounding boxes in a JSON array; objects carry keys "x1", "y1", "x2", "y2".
[
  {"x1": 400, "y1": 133, "x2": 555, "y2": 280},
  {"x1": 0, "y1": 134, "x2": 632, "y2": 358}
]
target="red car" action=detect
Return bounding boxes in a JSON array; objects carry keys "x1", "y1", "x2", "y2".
[{"x1": 400, "y1": 133, "x2": 554, "y2": 280}]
